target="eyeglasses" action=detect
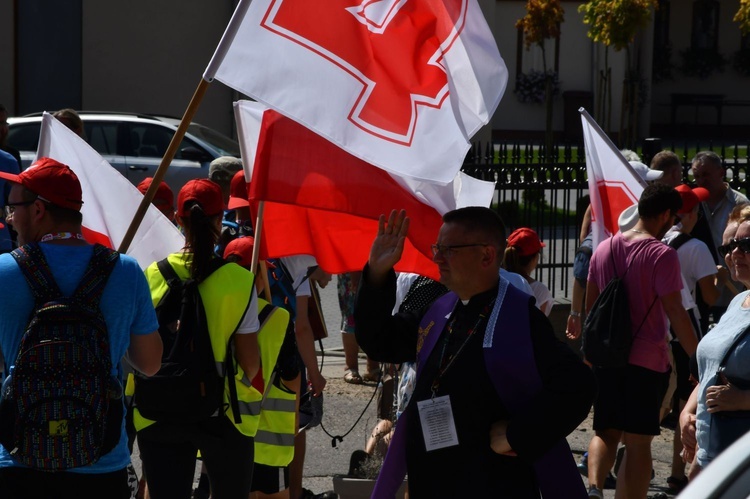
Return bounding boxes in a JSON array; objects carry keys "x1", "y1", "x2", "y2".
[
  {"x1": 4, "y1": 200, "x2": 37, "y2": 217},
  {"x1": 719, "y1": 237, "x2": 750, "y2": 258},
  {"x1": 430, "y1": 243, "x2": 488, "y2": 258}
]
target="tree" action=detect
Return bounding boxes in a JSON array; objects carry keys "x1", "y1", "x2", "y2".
[
  {"x1": 735, "y1": 0, "x2": 750, "y2": 34},
  {"x1": 579, "y1": 0, "x2": 657, "y2": 145},
  {"x1": 516, "y1": 0, "x2": 564, "y2": 156}
]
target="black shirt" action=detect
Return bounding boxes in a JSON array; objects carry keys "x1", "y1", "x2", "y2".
[{"x1": 354, "y1": 267, "x2": 595, "y2": 498}]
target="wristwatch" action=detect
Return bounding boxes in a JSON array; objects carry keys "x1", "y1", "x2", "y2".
[{"x1": 569, "y1": 310, "x2": 581, "y2": 317}]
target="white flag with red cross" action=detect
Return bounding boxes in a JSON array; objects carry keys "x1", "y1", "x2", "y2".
[
  {"x1": 205, "y1": 0, "x2": 507, "y2": 185},
  {"x1": 580, "y1": 109, "x2": 647, "y2": 248}
]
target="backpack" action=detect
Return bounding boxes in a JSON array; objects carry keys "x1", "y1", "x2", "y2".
[
  {"x1": 582, "y1": 238, "x2": 656, "y2": 368},
  {"x1": 266, "y1": 259, "x2": 299, "y2": 320},
  {"x1": 133, "y1": 258, "x2": 244, "y2": 424},
  {"x1": 0, "y1": 243, "x2": 121, "y2": 470},
  {"x1": 266, "y1": 259, "x2": 326, "y2": 340}
]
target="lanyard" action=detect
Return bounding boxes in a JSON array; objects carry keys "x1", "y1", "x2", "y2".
[
  {"x1": 40, "y1": 232, "x2": 86, "y2": 242},
  {"x1": 430, "y1": 298, "x2": 495, "y2": 398}
]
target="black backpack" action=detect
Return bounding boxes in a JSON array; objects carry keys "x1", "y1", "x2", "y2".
[
  {"x1": 582, "y1": 238, "x2": 656, "y2": 368},
  {"x1": 133, "y1": 258, "x2": 246, "y2": 424},
  {"x1": 0, "y1": 243, "x2": 121, "y2": 470}
]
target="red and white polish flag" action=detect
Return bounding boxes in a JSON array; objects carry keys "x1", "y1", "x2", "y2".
[
  {"x1": 36, "y1": 113, "x2": 184, "y2": 269},
  {"x1": 234, "y1": 100, "x2": 495, "y2": 279},
  {"x1": 580, "y1": 109, "x2": 647, "y2": 248},
  {"x1": 205, "y1": 0, "x2": 507, "y2": 185}
]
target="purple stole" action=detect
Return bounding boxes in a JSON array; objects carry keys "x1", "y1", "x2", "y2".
[{"x1": 373, "y1": 279, "x2": 586, "y2": 499}]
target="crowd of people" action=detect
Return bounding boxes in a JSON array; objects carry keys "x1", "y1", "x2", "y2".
[
  {"x1": 566, "y1": 150, "x2": 750, "y2": 498},
  {"x1": 0, "y1": 105, "x2": 749, "y2": 499}
]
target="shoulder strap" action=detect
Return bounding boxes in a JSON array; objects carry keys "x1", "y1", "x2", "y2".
[
  {"x1": 156, "y1": 257, "x2": 181, "y2": 288},
  {"x1": 668, "y1": 233, "x2": 692, "y2": 251},
  {"x1": 12, "y1": 243, "x2": 64, "y2": 302},
  {"x1": 720, "y1": 324, "x2": 750, "y2": 368},
  {"x1": 609, "y1": 237, "x2": 623, "y2": 279},
  {"x1": 71, "y1": 244, "x2": 120, "y2": 307},
  {"x1": 157, "y1": 256, "x2": 228, "y2": 288}
]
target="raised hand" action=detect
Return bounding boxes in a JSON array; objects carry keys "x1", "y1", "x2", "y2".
[{"x1": 368, "y1": 209, "x2": 409, "y2": 282}]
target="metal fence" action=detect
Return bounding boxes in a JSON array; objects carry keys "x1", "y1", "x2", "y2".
[{"x1": 460, "y1": 140, "x2": 750, "y2": 300}]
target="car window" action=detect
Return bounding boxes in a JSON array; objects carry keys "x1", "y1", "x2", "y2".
[
  {"x1": 7, "y1": 123, "x2": 40, "y2": 152},
  {"x1": 186, "y1": 123, "x2": 240, "y2": 156},
  {"x1": 85, "y1": 122, "x2": 119, "y2": 155},
  {"x1": 127, "y1": 124, "x2": 201, "y2": 159}
]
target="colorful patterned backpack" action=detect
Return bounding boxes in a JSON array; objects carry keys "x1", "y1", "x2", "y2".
[{"x1": 0, "y1": 243, "x2": 121, "y2": 470}]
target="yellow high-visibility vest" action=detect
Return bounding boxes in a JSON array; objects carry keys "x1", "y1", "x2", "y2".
[
  {"x1": 254, "y1": 309, "x2": 296, "y2": 466},
  {"x1": 133, "y1": 253, "x2": 288, "y2": 438}
]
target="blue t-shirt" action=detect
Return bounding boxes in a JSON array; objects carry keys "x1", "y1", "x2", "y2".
[
  {"x1": 0, "y1": 243, "x2": 158, "y2": 473},
  {"x1": 0, "y1": 150, "x2": 20, "y2": 251},
  {"x1": 696, "y1": 290, "x2": 750, "y2": 467}
]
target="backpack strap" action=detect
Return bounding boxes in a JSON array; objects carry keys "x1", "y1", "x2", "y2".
[
  {"x1": 608, "y1": 236, "x2": 657, "y2": 345},
  {"x1": 11, "y1": 243, "x2": 64, "y2": 303},
  {"x1": 156, "y1": 258, "x2": 182, "y2": 288},
  {"x1": 668, "y1": 233, "x2": 692, "y2": 251},
  {"x1": 71, "y1": 244, "x2": 120, "y2": 308},
  {"x1": 157, "y1": 256, "x2": 228, "y2": 289}
]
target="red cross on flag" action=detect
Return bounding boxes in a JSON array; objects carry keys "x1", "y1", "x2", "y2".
[
  {"x1": 205, "y1": 0, "x2": 507, "y2": 185},
  {"x1": 580, "y1": 109, "x2": 648, "y2": 248}
]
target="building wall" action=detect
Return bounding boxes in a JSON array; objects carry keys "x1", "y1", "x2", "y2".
[
  {"x1": 491, "y1": 1, "x2": 598, "y2": 135},
  {"x1": 6, "y1": 0, "x2": 745, "y2": 139},
  {"x1": 0, "y1": 2, "x2": 16, "y2": 113},
  {"x1": 81, "y1": 0, "x2": 238, "y2": 136},
  {"x1": 651, "y1": 0, "x2": 750, "y2": 127}
]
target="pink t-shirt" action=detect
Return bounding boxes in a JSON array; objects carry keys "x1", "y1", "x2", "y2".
[{"x1": 588, "y1": 233, "x2": 682, "y2": 372}]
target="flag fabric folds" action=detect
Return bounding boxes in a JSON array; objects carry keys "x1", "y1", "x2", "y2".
[
  {"x1": 36, "y1": 113, "x2": 184, "y2": 269},
  {"x1": 234, "y1": 100, "x2": 495, "y2": 279},
  {"x1": 580, "y1": 109, "x2": 647, "y2": 248},
  {"x1": 206, "y1": 0, "x2": 507, "y2": 185}
]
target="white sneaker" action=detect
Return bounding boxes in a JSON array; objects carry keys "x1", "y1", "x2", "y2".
[{"x1": 588, "y1": 486, "x2": 604, "y2": 499}]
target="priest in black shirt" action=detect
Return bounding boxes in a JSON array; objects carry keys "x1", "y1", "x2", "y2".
[{"x1": 355, "y1": 207, "x2": 595, "y2": 498}]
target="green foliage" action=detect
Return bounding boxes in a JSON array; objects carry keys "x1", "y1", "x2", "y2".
[
  {"x1": 736, "y1": 0, "x2": 750, "y2": 35},
  {"x1": 578, "y1": 0, "x2": 658, "y2": 51},
  {"x1": 516, "y1": 0, "x2": 565, "y2": 49}
]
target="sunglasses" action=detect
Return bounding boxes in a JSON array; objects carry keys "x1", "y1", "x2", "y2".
[{"x1": 718, "y1": 237, "x2": 750, "y2": 258}]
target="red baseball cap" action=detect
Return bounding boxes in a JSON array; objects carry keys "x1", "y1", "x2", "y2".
[
  {"x1": 675, "y1": 184, "x2": 710, "y2": 214},
  {"x1": 223, "y1": 236, "x2": 255, "y2": 267},
  {"x1": 506, "y1": 228, "x2": 545, "y2": 256},
  {"x1": 177, "y1": 179, "x2": 223, "y2": 217},
  {"x1": 0, "y1": 157, "x2": 83, "y2": 211},
  {"x1": 137, "y1": 177, "x2": 174, "y2": 211},
  {"x1": 227, "y1": 170, "x2": 250, "y2": 210}
]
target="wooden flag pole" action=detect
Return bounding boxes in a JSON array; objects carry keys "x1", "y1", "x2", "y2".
[
  {"x1": 118, "y1": 77, "x2": 210, "y2": 254},
  {"x1": 250, "y1": 200, "x2": 273, "y2": 300}
]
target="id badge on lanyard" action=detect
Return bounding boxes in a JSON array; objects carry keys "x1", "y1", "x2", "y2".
[{"x1": 417, "y1": 395, "x2": 459, "y2": 451}]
